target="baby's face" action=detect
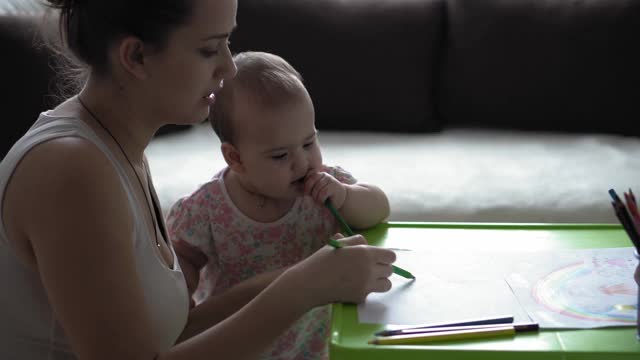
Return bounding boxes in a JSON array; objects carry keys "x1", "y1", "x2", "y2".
[{"x1": 233, "y1": 90, "x2": 322, "y2": 200}]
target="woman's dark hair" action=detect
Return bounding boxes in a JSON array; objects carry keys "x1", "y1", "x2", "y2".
[{"x1": 43, "y1": 0, "x2": 195, "y2": 94}]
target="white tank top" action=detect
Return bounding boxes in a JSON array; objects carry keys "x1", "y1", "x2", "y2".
[{"x1": 0, "y1": 112, "x2": 189, "y2": 359}]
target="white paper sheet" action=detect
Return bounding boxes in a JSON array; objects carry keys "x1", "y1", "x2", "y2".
[
  {"x1": 358, "y1": 250, "x2": 532, "y2": 326},
  {"x1": 358, "y1": 248, "x2": 638, "y2": 329}
]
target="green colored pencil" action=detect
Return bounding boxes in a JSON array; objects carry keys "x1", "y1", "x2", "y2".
[{"x1": 324, "y1": 200, "x2": 415, "y2": 279}]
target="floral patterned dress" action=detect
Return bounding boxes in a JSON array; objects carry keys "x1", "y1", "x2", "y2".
[{"x1": 166, "y1": 165, "x2": 356, "y2": 360}]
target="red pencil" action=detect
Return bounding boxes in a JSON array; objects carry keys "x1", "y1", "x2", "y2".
[
  {"x1": 625, "y1": 191, "x2": 640, "y2": 222},
  {"x1": 612, "y1": 201, "x2": 640, "y2": 250}
]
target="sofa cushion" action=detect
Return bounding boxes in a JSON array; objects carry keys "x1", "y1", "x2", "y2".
[
  {"x1": 439, "y1": 0, "x2": 640, "y2": 135},
  {"x1": 233, "y1": 0, "x2": 445, "y2": 133},
  {"x1": 0, "y1": 15, "x2": 58, "y2": 159}
]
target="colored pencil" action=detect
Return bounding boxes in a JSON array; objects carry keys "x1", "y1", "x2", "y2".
[
  {"x1": 368, "y1": 323, "x2": 538, "y2": 345},
  {"x1": 625, "y1": 191, "x2": 640, "y2": 222},
  {"x1": 388, "y1": 322, "x2": 538, "y2": 336},
  {"x1": 611, "y1": 202, "x2": 640, "y2": 250},
  {"x1": 374, "y1": 315, "x2": 514, "y2": 337},
  {"x1": 609, "y1": 189, "x2": 640, "y2": 250},
  {"x1": 609, "y1": 189, "x2": 640, "y2": 342},
  {"x1": 324, "y1": 200, "x2": 415, "y2": 279},
  {"x1": 624, "y1": 193, "x2": 640, "y2": 241},
  {"x1": 609, "y1": 188, "x2": 623, "y2": 203}
]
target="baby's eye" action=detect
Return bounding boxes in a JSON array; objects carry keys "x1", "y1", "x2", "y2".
[
  {"x1": 271, "y1": 153, "x2": 288, "y2": 160},
  {"x1": 303, "y1": 140, "x2": 315, "y2": 149}
]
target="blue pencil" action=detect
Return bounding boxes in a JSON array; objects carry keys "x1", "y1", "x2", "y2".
[{"x1": 374, "y1": 315, "x2": 515, "y2": 337}]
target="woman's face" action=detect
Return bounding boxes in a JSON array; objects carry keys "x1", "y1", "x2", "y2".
[{"x1": 143, "y1": 0, "x2": 238, "y2": 126}]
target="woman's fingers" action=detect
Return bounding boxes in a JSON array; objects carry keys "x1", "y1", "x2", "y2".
[
  {"x1": 300, "y1": 241, "x2": 397, "y2": 305},
  {"x1": 336, "y1": 234, "x2": 368, "y2": 246},
  {"x1": 374, "y1": 263, "x2": 394, "y2": 279},
  {"x1": 375, "y1": 248, "x2": 397, "y2": 265},
  {"x1": 371, "y1": 278, "x2": 393, "y2": 293}
]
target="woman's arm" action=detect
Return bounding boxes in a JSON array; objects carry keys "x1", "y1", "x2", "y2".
[
  {"x1": 171, "y1": 227, "x2": 289, "y2": 338},
  {"x1": 176, "y1": 266, "x2": 287, "y2": 342},
  {"x1": 13, "y1": 138, "x2": 395, "y2": 360},
  {"x1": 12, "y1": 138, "x2": 163, "y2": 360},
  {"x1": 164, "y1": 236, "x2": 395, "y2": 360}
]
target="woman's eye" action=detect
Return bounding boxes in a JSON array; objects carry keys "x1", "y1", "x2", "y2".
[{"x1": 199, "y1": 48, "x2": 218, "y2": 58}]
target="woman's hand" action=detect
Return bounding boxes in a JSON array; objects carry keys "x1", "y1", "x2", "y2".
[{"x1": 286, "y1": 234, "x2": 396, "y2": 307}]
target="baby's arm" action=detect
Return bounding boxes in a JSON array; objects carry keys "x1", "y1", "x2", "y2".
[
  {"x1": 305, "y1": 167, "x2": 390, "y2": 229},
  {"x1": 166, "y1": 196, "x2": 215, "y2": 308},
  {"x1": 173, "y1": 240, "x2": 208, "y2": 308},
  {"x1": 338, "y1": 183, "x2": 390, "y2": 229}
]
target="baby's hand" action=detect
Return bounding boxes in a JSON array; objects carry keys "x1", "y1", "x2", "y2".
[{"x1": 304, "y1": 170, "x2": 347, "y2": 208}]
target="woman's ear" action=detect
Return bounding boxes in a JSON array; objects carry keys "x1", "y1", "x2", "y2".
[
  {"x1": 117, "y1": 36, "x2": 148, "y2": 79},
  {"x1": 221, "y1": 142, "x2": 245, "y2": 173}
]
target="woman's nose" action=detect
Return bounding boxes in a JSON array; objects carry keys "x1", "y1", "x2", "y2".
[
  {"x1": 214, "y1": 47, "x2": 238, "y2": 83},
  {"x1": 224, "y1": 56, "x2": 238, "y2": 80}
]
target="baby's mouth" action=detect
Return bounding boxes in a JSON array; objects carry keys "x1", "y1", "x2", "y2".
[{"x1": 291, "y1": 176, "x2": 305, "y2": 186}]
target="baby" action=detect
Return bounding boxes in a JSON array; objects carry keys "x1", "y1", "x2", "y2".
[{"x1": 166, "y1": 51, "x2": 390, "y2": 359}]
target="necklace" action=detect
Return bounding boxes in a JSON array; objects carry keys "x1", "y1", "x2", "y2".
[
  {"x1": 257, "y1": 194, "x2": 266, "y2": 208},
  {"x1": 77, "y1": 96, "x2": 161, "y2": 248}
]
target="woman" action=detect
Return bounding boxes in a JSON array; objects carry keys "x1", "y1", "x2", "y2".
[{"x1": 0, "y1": 0, "x2": 396, "y2": 359}]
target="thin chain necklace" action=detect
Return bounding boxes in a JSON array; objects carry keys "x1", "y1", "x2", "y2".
[
  {"x1": 255, "y1": 193, "x2": 266, "y2": 208},
  {"x1": 77, "y1": 96, "x2": 161, "y2": 248}
]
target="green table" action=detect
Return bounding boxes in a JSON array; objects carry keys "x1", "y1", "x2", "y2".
[{"x1": 329, "y1": 222, "x2": 640, "y2": 360}]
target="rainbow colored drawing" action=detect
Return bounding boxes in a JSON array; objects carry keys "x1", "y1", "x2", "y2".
[{"x1": 532, "y1": 256, "x2": 637, "y2": 324}]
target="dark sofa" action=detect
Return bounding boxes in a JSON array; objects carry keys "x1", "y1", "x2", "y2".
[
  {"x1": 3, "y1": 0, "x2": 640, "y2": 223},
  {"x1": 232, "y1": 0, "x2": 640, "y2": 135}
]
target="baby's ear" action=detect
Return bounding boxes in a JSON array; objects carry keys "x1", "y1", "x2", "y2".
[{"x1": 221, "y1": 142, "x2": 244, "y2": 172}]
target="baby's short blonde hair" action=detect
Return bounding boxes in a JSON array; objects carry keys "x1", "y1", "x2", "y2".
[{"x1": 209, "y1": 51, "x2": 306, "y2": 144}]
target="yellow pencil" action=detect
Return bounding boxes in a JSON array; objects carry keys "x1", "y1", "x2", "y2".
[{"x1": 368, "y1": 325, "x2": 516, "y2": 345}]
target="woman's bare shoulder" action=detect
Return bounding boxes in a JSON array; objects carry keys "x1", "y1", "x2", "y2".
[
  {"x1": 15, "y1": 136, "x2": 116, "y2": 189},
  {"x1": 4, "y1": 135, "x2": 133, "y2": 245}
]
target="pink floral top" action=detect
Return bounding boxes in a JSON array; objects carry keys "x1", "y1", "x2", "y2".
[{"x1": 166, "y1": 165, "x2": 356, "y2": 360}]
